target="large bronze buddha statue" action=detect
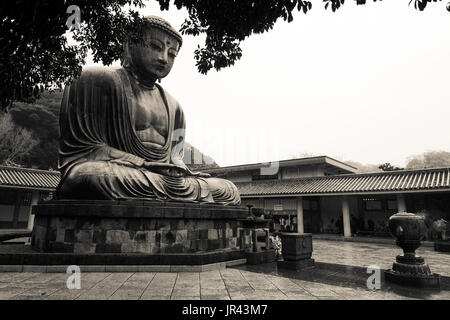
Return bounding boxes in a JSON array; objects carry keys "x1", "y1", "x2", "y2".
[{"x1": 56, "y1": 16, "x2": 240, "y2": 205}]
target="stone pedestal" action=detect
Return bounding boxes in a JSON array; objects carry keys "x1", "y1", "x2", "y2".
[
  {"x1": 238, "y1": 218, "x2": 276, "y2": 264},
  {"x1": 246, "y1": 250, "x2": 277, "y2": 265},
  {"x1": 277, "y1": 233, "x2": 314, "y2": 270},
  {"x1": 277, "y1": 259, "x2": 314, "y2": 270},
  {"x1": 30, "y1": 200, "x2": 249, "y2": 266}
]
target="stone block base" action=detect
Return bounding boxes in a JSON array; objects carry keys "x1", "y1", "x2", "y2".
[
  {"x1": 245, "y1": 249, "x2": 276, "y2": 265},
  {"x1": 0, "y1": 258, "x2": 247, "y2": 273},
  {"x1": 277, "y1": 258, "x2": 315, "y2": 270},
  {"x1": 31, "y1": 200, "x2": 249, "y2": 256},
  {"x1": 384, "y1": 270, "x2": 440, "y2": 289}
]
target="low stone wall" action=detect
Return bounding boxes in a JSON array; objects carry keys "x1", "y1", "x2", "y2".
[{"x1": 31, "y1": 200, "x2": 249, "y2": 255}]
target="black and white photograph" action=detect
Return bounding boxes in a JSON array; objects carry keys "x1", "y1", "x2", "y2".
[{"x1": 0, "y1": 0, "x2": 449, "y2": 313}]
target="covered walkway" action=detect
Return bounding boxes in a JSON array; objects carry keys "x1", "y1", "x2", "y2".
[{"x1": 236, "y1": 167, "x2": 450, "y2": 239}]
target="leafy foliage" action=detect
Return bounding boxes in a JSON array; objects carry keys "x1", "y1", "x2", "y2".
[
  {"x1": 10, "y1": 92, "x2": 61, "y2": 170},
  {"x1": 0, "y1": 0, "x2": 145, "y2": 111},
  {"x1": 409, "y1": 0, "x2": 444, "y2": 11},
  {"x1": 0, "y1": 113, "x2": 39, "y2": 165},
  {"x1": 406, "y1": 151, "x2": 450, "y2": 169},
  {"x1": 1, "y1": 0, "x2": 448, "y2": 110},
  {"x1": 174, "y1": 0, "x2": 313, "y2": 73},
  {"x1": 344, "y1": 160, "x2": 392, "y2": 173},
  {"x1": 378, "y1": 162, "x2": 403, "y2": 171}
]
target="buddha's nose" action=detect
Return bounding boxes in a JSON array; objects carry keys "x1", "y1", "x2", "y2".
[{"x1": 158, "y1": 52, "x2": 168, "y2": 65}]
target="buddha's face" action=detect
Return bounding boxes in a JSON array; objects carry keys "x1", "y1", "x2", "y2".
[{"x1": 128, "y1": 28, "x2": 180, "y2": 80}]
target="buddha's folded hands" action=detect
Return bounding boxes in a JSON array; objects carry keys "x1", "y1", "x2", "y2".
[
  {"x1": 142, "y1": 161, "x2": 187, "y2": 177},
  {"x1": 142, "y1": 161, "x2": 210, "y2": 178}
]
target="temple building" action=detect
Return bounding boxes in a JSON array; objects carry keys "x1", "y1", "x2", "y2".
[
  {"x1": 0, "y1": 166, "x2": 58, "y2": 229},
  {"x1": 204, "y1": 156, "x2": 450, "y2": 240}
]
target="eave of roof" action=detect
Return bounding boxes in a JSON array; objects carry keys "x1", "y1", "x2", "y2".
[
  {"x1": 0, "y1": 166, "x2": 60, "y2": 191},
  {"x1": 235, "y1": 167, "x2": 450, "y2": 197}
]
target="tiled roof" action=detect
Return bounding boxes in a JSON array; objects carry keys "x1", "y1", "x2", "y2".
[
  {"x1": 2, "y1": 165, "x2": 449, "y2": 196},
  {"x1": 0, "y1": 166, "x2": 60, "y2": 190},
  {"x1": 235, "y1": 167, "x2": 450, "y2": 197}
]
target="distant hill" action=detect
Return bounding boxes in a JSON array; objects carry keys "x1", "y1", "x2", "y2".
[
  {"x1": 9, "y1": 90, "x2": 219, "y2": 171},
  {"x1": 183, "y1": 142, "x2": 219, "y2": 170}
]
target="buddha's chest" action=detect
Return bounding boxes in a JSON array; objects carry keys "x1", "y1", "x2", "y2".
[{"x1": 133, "y1": 89, "x2": 169, "y2": 134}]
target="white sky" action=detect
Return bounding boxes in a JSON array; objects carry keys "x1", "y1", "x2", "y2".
[{"x1": 82, "y1": 1, "x2": 450, "y2": 167}]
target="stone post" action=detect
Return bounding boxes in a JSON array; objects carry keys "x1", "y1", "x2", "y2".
[
  {"x1": 342, "y1": 197, "x2": 351, "y2": 238},
  {"x1": 397, "y1": 194, "x2": 407, "y2": 213},
  {"x1": 27, "y1": 191, "x2": 40, "y2": 231},
  {"x1": 296, "y1": 197, "x2": 304, "y2": 234}
]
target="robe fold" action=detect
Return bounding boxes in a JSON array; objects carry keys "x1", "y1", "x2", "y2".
[{"x1": 56, "y1": 66, "x2": 240, "y2": 205}]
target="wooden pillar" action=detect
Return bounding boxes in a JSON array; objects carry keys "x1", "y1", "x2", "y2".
[
  {"x1": 296, "y1": 197, "x2": 304, "y2": 234},
  {"x1": 12, "y1": 191, "x2": 23, "y2": 229},
  {"x1": 397, "y1": 194, "x2": 406, "y2": 213},
  {"x1": 342, "y1": 197, "x2": 352, "y2": 237},
  {"x1": 259, "y1": 197, "x2": 264, "y2": 208},
  {"x1": 27, "y1": 191, "x2": 40, "y2": 231}
]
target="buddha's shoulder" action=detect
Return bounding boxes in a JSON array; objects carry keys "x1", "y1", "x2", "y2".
[
  {"x1": 76, "y1": 66, "x2": 124, "y2": 85},
  {"x1": 158, "y1": 85, "x2": 182, "y2": 110}
]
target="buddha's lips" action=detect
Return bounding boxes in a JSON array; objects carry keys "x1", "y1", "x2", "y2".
[{"x1": 154, "y1": 64, "x2": 166, "y2": 71}]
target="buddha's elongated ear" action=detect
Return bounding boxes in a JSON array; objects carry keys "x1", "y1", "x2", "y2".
[{"x1": 121, "y1": 42, "x2": 131, "y2": 68}]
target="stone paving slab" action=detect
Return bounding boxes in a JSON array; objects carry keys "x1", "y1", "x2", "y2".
[{"x1": 0, "y1": 240, "x2": 448, "y2": 300}]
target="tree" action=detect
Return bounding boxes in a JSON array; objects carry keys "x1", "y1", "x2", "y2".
[
  {"x1": 0, "y1": 113, "x2": 39, "y2": 166},
  {"x1": 9, "y1": 99, "x2": 60, "y2": 169},
  {"x1": 344, "y1": 160, "x2": 382, "y2": 173},
  {"x1": 0, "y1": 0, "x2": 144, "y2": 111},
  {"x1": 406, "y1": 151, "x2": 450, "y2": 169},
  {"x1": 378, "y1": 162, "x2": 403, "y2": 171},
  {"x1": 288, "y1": 152, "x2": 323, "y2": 159},
  {"x1": 1, "y1": 0, "x2": 447, "y2": 111}
]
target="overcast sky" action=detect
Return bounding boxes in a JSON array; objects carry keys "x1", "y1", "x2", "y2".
[{"x1": 83, "y1": 1, "x2": 450, "y2": 168}]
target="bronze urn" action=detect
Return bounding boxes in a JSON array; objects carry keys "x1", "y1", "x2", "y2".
[
  {"x1": 388, "y1": 212, "x2": 427, "y2": 255},
  {"x1": 384, "y1": 212, "x2": 440, "y2": 289}
]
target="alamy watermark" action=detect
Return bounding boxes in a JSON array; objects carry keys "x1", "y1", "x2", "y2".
[
  {"x1": 172, "y1": 128, "x2": 281, "y2": 176},
  {"x1": 66, "y1": 5, "x2": 81, "y2": 31},
  {"x1": 66, "y1": 265, "x2": 81, "y2": 290},
  {"x1": 366, "y1": 265, "x2": 381, "y2": 290}
]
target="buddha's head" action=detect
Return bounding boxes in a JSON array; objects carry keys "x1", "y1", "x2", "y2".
[{"x1": 122, "y1": 16, "x2": 182, "y2": 82}]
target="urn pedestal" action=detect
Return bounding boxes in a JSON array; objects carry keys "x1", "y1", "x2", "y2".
[
  {"x1": 277, "y1": 233, "x2": 314, "y2": 270},
  {"x1": 24, "y1": 200, "x2": 249, "y2": 269},
  {"x1": 384, "y1": 212, "x2": 440, "y2": 289}
]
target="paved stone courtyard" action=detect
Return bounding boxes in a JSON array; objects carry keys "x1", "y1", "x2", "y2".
[{"x1": 0, "y1": 239, "x2": 449, "y2": 300}]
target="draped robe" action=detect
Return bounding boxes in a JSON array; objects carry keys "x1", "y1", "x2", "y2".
[{"x1": 56, "y1": 66, "x2": 240, "y2": 205}]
